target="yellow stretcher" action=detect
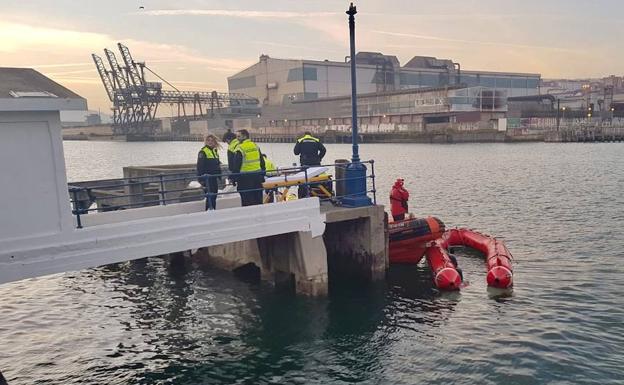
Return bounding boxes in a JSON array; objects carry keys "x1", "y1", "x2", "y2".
[{"x1": 262, "y1": 167, "x2": 333, "y2": 203}]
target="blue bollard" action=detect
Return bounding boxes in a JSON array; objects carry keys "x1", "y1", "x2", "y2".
[{"x1": 341, "y1": 161, "x2": 372, "y2": 207}]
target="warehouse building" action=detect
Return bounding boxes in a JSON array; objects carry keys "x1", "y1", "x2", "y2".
[{"x1": 228, "y1": 52, "x2": 541, "y2": 106}]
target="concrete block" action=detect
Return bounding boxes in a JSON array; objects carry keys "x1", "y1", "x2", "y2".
[{"x1": 323, "y1": 204, "x2": 387, "y2": 282}]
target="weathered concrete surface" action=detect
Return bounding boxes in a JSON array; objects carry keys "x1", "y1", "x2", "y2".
[
  {"x1": 192, "y1": 203, "x2": 387, "y2": 296},
  {"x1": 194, "y1": 230, "x2": 328, "y2": 296},
  {"x1": 322, "y1": 204, "x2": 388, "y2": 282}
]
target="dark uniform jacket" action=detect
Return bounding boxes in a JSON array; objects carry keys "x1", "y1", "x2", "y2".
[
  {"x1": 293, "y1": 134, "x2": 326, "y2": 166},
  {"x1": 197, "y1": 146, "x2": 221, "y2": 185},
  {"x1": 226, "y1": 138, "x2": 240, "y2": 173}
]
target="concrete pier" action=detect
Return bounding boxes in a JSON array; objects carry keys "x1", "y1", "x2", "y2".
[{"x1": 192, "y1": 204, "x2": 386, "y2": 295}]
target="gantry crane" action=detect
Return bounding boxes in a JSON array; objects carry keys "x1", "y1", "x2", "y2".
[{"x1": 92, "y1": 43, "x2": 259, "y2": 136}]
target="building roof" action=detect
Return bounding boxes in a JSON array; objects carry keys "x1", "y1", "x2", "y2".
[
  {"x1": 0, "y1": 67, "x2": 86, "y2": 112},
  {"x1": 292, "y1": 85, "x2": 466, "y2": 104}
]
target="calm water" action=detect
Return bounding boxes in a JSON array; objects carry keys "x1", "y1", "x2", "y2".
[{"x1": 1, "y1": 141, "x2": 623, "y2": 385}]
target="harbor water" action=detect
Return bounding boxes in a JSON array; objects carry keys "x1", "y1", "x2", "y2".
[{"x1": 1, "y1": 141, "x2": 623, "y2": 385}]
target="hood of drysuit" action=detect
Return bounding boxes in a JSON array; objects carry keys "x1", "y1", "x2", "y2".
[{"x1": 393, "y1": 179, "x2": 404, "y2": 188}]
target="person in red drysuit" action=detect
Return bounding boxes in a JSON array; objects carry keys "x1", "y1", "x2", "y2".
[{"x1": 390, "y1": 178, "x2": 410, "y2": 221}]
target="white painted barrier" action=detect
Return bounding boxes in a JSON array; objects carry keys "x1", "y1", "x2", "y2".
[{"x1": 0, "y1": 198, "x2": 326, "y2": 285}]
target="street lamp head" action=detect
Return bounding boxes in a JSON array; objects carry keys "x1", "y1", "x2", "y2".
[{"x1": 347, "y1": 3, "x2": 357, "y2": 16}]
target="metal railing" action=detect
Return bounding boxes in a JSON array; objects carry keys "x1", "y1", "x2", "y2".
[{"x1": 68, "y1": 161, "x2": 376, "y2": 228}]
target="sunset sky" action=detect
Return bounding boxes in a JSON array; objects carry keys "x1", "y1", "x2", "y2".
[{"x1": 2, "y1": 0, "x2": 623, "y2": 112}]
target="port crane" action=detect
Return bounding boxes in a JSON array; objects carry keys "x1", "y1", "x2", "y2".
[{"x1": 92, "y1": 43, "x2": 259, "y2": 136}]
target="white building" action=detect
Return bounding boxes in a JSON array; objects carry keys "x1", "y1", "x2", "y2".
[
  {"x1": 228, "y1": 52, "x2": 541, "y2": 106},
  {"x1": 0, "y1": 68, "x2": 87, "y2": 241}
]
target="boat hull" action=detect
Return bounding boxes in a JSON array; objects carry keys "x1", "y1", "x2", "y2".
[{"x1": 388, "y1": 217, "x2": 445, "y2": 264}]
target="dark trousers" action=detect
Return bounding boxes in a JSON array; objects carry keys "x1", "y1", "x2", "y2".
[
  {"x1": 204, "y1": 176, "x2": 218, "y2": 210},
  {"x1": 237, "y1": 172, "x2": 264, "y2": 206}
]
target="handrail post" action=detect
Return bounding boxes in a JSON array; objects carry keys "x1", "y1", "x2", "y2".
[
  {"x1": 159, "y1": 173, "x2": 166, "y2": 205},
  {"x1": 70, "y1": 187, "x2": 83, "y2": 229},
  {"x1": 370, "y1": 160, "x2": 377, "y2": 205},
  {"x1": 304, "y1": 167, "x2": 310, "y2": 197}
]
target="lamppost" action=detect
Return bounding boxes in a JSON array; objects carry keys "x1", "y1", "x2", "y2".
[{"x1": 341, "y1": 2, "x2": 372, "y2": 207}]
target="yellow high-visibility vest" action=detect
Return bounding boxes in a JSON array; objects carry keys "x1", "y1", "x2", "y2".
[
  {"x1": 238, "y1": 139, "x2": 262, "y2": 172},
  {"x1": 228, "y1": 138, "x2": 240, "y2": 153},
  {"x1": 201, "y1": 146, "x2": 219, "y2": 160},
  {"x1": 264, "y1": 157, "x2": 276, "y2": 173},
  {"x1": 297, "y1": 134, "x2": 320, "y2": 143}
]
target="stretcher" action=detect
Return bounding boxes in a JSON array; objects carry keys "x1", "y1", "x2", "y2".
[{"x1": 262, "y1": 166, "x2": 333, "y2": 202}]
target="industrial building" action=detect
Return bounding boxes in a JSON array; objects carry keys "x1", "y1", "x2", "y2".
[
  {"x1": 235, "y1": 85, "x2": 508, "y2": 142},
  {"x1": 228, "y1": 52, "x2": 541, "y2": 106}
]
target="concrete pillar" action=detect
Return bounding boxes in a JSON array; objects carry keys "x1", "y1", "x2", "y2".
[
  {"x1": 194, "y1": 230, "x2": 328, "y2": 296},
  {"x1": 257, "y1": 231, "x2": 328, "y2": 296},
  {"x1": 323, "y1": 205, "x2": 387, "y2": 281}
]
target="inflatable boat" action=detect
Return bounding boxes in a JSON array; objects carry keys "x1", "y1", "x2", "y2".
[
  {"x1": 426, "y1": 229, "x2": 514, "y2": 289},
  {"x1": 388, "y1": 217, "x2": 445, "y2": 264}
]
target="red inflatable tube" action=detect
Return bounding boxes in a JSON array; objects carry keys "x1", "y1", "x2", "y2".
[
  {"x1": 428, "y1": 229, "x2": 514, "y2": 289},
  {"x1": 425, "y1": 243, "x2": 463, "y2": 290}
]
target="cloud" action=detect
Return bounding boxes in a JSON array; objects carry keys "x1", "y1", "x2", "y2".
[
  {"x1": 250, "y1": 40, "x2": 345, "y2": 55},
  {"x1": 372, "y1": 30, "x2": 580, "y2": 53},
  {"x1": 139, "y1": 9, "x2": 338, "y2": 19},
  {"x1": 137, "y1": 7, "x2": 348, "y2": 45},
  {"x1": 0, "y1": 21, "x2": 109, "y2": 53},
  {"x1": 0, "y1": 21, "x2": 251, "y2": 73}
]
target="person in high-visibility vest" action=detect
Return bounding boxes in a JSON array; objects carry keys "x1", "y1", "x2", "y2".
[
  {"x1": 197, "y1": 134, "x2": 221, "y2": 210},
  {"x1": 294, "y1": 131, "x2": 326, "y2": 166},
  {"x1": 262, "y1": 153, "x2": 278, "y2": 203},
  {"x1": 222, "y1": 130, "x2": 239, "y2": 185},
  {"x1": 262, "y1": 154, "x2": 277, "y2": 176},
  {"x1": 294, "y1": 131, "x2": 327, "y2": 198},
  {"x1": 232, "y1": 129, "x2": 265, "y2": 206}
]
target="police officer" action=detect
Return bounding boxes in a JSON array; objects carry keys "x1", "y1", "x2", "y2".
[
  {"x1": 232, "y1": 129, "x2": 265, "y2": 206},
  {"x1": 294, "y1": 131, "x2": 326, "y2": 198},
  {"x1": 197, "y1": 134, "x2": 221, "y2": 210},
  {"x1": 294, "y1": 131, "x2": 326, "y2": 166},
  {"x1": 222, "y1": 130, "x2": 239, "y2": 184}
]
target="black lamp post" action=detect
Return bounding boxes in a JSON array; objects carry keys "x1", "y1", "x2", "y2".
[{"x1": 341, "y1": 2, "x2": 372, "y2": 207}]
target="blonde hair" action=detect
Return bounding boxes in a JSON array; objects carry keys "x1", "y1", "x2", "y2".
[{"x1": 204, "y1": 134, "x2": 222, "y2": 149}]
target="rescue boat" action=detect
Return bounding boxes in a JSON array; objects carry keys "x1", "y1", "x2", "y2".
[
  {"x1": 388, "y1": 216, "x2": 445, "y2": 264},
  {"x1": 426, "y1": 229, "x2": 514, "y2": 290}
]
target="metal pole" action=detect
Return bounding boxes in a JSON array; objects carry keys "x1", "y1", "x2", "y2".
[
  {"x1": 556, "y1": 99, "x2": 560, "y2": 132},
  {"x1": 71, "y1": 188, "x2": 83, "y2": 229},
  {"x1": 370, "y1": 160, "x2": 377, "y2": 205},
  {"x1": 159, "y1": 174, "x2": 166, "y2": 205},
  {"x1": 347, "y1": 3, "x2": 360, "y2": 163}
]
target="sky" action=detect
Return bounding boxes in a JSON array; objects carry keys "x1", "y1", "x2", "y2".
[{"x1": 2, "y1": 0, "x2": 623, "y2": 113}]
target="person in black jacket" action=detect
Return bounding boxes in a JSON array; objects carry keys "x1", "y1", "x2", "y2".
[
  {"x1": 293, "y1": 131, "x2": 326, "y2": 166},
  {"x1": 197, "y1": 134, "x2": 221, "y2": 210},
  {"x1": 294, "y1": 131, "x2": 326, "y2": 198}
]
